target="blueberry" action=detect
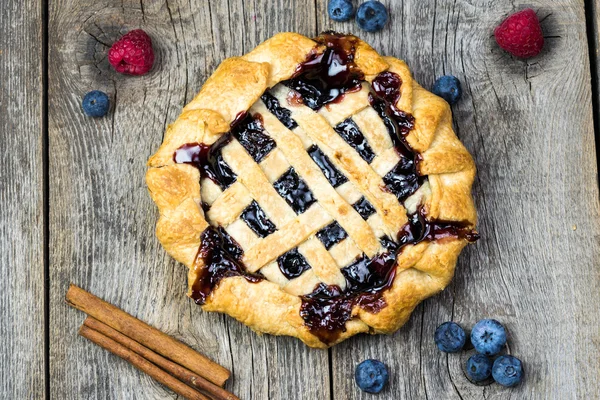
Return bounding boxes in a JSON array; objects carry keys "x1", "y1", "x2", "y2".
[
  {"x1": 492, "y1": 355, "x2": 523, "y2": 387},
  {"x1": 356, "y1": 1, "x2": 388, "y2": 32},
  {"x1": 434, "y1": 322, "x2": 466, "y2": 353},
  {"x1": 432, "y1": 75, "x2": 462, "y2": 105},
  {"x1": 355, "y1": 359, "x2": 389, "y2": 393},
  {"x1": 82, "y1": 90, "x2": 110, "y2": 117},
  {"x1": 471, "y1": 319, "x2": 507, "y2": 356},
  {"x1": 328, "y1": 0, "x2": 354, "y2": 22},
  {"x1": 465, "y1": 354, "x2": 493, "y2": 382}
]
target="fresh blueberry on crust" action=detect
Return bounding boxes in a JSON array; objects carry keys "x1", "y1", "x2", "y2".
[
  {"x1": 492, "y1": 355, "x2": 523, "y2": 387},
  {"x1": 432, "y1": 75, "x2": 462, "y2": 105},
  {"x1": 471, "y1": 319, "x2": 507, "y2": 356},
  {"x1": 434, "y1": 322, "x2": 466, "y2": 353},
  {"x1": 355, "y1": 359, "x2": 389, "y2": 393},
  {"x1": 82, "y1": 90, "x2": 109, "y2": 117},
  {"x1": 328, "y1": 0, "x2": 355, "y2": 22},
  {"x1": 356, "y1": 1, "x2": 388, "y2": 32},
  {"x1": 466, "y1": 354, "x2": 493, "y2": 382}
]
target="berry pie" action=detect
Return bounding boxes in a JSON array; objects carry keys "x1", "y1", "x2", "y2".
[{"x1": 146, "y1": 32, "x2": 477, "y2": 348}]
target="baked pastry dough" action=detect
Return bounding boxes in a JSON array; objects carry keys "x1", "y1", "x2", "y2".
[{"x1": 147, "y1": 32, "x2": 477, "y2": 348}]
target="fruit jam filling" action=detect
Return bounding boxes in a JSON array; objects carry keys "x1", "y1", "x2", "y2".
[
  {"x1": 190, "y1": 227, "x2": 262, "y2": 305},
  {"x1": 283, "y1": 32, "x2": 364, "y2": 110},
  {"x1": 175, "y1": 32, "x2": 478, "y2": 343}
]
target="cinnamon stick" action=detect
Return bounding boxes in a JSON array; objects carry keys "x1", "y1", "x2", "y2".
[
  {"x1": 66, "y1": 284, "x2": 230, "y2": 387},
  {"x1": 79, "y1": 325, "x2": 210, "y2": 400},
  {"x1": 83, "y1": 317, "x2": 239, "y2": 400}
]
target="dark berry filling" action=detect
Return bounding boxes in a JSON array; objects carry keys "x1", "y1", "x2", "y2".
[
  {"x1": 232, "y1": 113, "x2": 276, "y2": 163},
  {"x1": 173, "y1": 135, "x2": 237, "y2": 190},
  {"x1": 352, "y1": 196, "x2": 376, "y2": 220},
  {"x1": 369, "y1": 72, "x2": 422, "y2": 202},
  {"x1": 341, "y1": 252, "x2": 397, "y2": 293},
  {"x1": 317, "y1": 221, "x2": 348, "y2": 249},
  {"x1": 283, "y1": 32, "x2": 364, "y2": 110},
  {"x1": 398, "y1": 207, "x2": 480, "y2": 246},
  {"x1": 261, "y1": 92, "x2": 298, "y2": 130},
  {"x1": 308, "y1": 145, "x2": 348, "y2": 187},
  {"x1": 372, "y1": 71, "x2": 402, "y2": 105},
  {"x1": 379, "y1": 235, "x2": 399, "y2": 253},
  {"x1": 334, "y1": 118, "x2": 376, "y2": 163},
  {"x1": 300, "y1": 251, "x2": 397, "y2": 345},
  {"x1": 299, "y1": 284, "x2": 353, "y2": 344},
  {"x1": 273, "y1": 167, "x2": 316, "y2": 214},
  {"x1": 277, "y1": 248, "x2": 311, "y2": 279},
  {"x1": 382, "y1": 161, "x2": 422, "y2": 202},
  {"x1": 217, "y1": 226, "x2": 244, "y2": 261},
  {"x1": 190, "y1": 227, "x2": 262, "y2": 305},
  {"x1": 241, "y1": 200, "x2": 277, "y2": 237}
]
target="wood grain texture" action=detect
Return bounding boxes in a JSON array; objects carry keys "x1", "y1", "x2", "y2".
[
  {"x1": 0, "y1": 0, "x2": 46, "y2": 398},
  {"x1": 317, "y1": 0, "x2": 600, "y2": 398},
  {"x1": 44, "y1": 0, "x2": 600, "y2": 399},
  {"x1": 48, "y1": 0, "x2": 329, "y2": 399}
]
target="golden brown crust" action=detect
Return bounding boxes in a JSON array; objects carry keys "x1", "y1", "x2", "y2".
[
  {"x1": 184, "y1": 57, "x2": 270, "y2": 125},
  {"x1": 146, "y1": 164, "x2": 208, "y2": 268},
  {"x1": 146, "y1": 33, "x2": 477, "y2": 348},
  {"x1": 242, "y1": 32, "x2": 317, "y2": 87}
]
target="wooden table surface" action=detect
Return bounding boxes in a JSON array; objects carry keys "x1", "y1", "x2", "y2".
[{"x1": 2, "y1": 0, "x2": 600, "y2": 398}]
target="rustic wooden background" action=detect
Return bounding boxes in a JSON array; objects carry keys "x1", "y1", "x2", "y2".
[{"x1": 2, "y1": 0, "x2": 600, "y2": 398}]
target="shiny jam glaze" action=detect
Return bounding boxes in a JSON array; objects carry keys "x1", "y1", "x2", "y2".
[
  {"x1": 352, "y1": 196, "x2": 376, "y2": 220},
  {"x1": 190, "y1": 227, "x2": 262, "y2": 305},
  {"x1": 372, "y1": 71, "x2": 402, "y2": 104},
  {"x1": 241, "y1": 200, "x2": 277, "y2": 238},
  {"x1": 334, "y1": 118, "x2": 376, "y2": 163},
  {"x1": 261, "y1": 92, "x2": 298, "y2": 130},
  {"x1": 299, "y1": 284, "x2": 353, "y2": 344},
  {"x1": 368, "y1": 71, "x2": 422, "y2": 202},
  {"x1": 308, "y1": 145, "x2": 348, "y2": 187},
  {"x1": 316, "y1": 221, "x2": 348, "y2": 250},
  {"x1": 273, "y1": 167, "x2": 316, "y2": 214},
  {"x1": 300, "y1": 252, "x2": 397, "y2": 344},
  {"x1": 399, "y1": 207, "x2": 480, "y2": 246},
  {"x1": 232, "y1": 113, "x2": 276, "y2": 163},
  {"x1": 173, "y1": 135, "x2": 237, "y2": 190},
  {"x1": 278, "y1": 248, "x2": 311, "y2": 279},
  {"x1": 283, "y1": 32, "x2": 364, "y2": 110}
]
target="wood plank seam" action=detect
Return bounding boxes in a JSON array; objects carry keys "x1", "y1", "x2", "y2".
[
  {"x1": 583, "y1": 0, "x2": 600, "y2": 191},
  {"x1": 42, "y1": 0, "x2": 50, "y2": 397}
]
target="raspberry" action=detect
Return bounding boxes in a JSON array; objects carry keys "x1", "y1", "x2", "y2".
[
  {"x1": 108, "y1": 29, "x2": 155, "y2": 75},
  {"x1": 494, "y1": 9, "x2": 544, "y2": 58}
]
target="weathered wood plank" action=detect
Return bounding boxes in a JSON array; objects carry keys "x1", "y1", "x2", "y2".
[
  {"x1": 49, "y1": 1, "x2": 329, "y2": 399},
  {"x1": 317, "y1": 1, "x2": 600, "y2": 398},
  {"x1": 0, "y1": 0, "x2": 46, "y2": 398}
]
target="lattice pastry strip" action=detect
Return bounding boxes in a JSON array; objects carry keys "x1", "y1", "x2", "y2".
[
  {"x1": 221, "y1": 140, "x2": 296, "y2": 227},
  {"x1": 251, "y1": 101, "x2": 381, "y2": 257},
  {"x1": 269, "y1": 84, "x2": 408, "y2": 237},
  {"x1": 243, "y1": 203, "x2": 333, "y2": 272},
  {"x1": 205, "y1": 181, "x2": 253, "y2": 226},
  {"x1": 297, "y1": 237, "x2": 346, "y2": 289},
  {"x1": 351, "y1": 106, "x2": 395, "y2": 155},
  {"x1": 317, "y1": 82, "x2": 371, "y2": 126}
]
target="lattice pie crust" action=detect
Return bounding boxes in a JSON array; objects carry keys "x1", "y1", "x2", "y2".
[{"x1": 146, "y1": 32, "x2": 477, "y2": 348}]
